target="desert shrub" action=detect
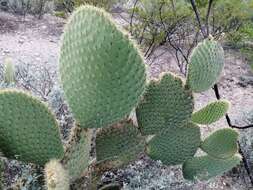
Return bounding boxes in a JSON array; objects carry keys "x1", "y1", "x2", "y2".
[
  {"x1": 3, "y1": 0, "x2": 53, "y2": 18},
  {"x1": 54, "y1": 0, "x2": 119, "y2": 13},
  {"x1": 128, "y1": 0, "x2": 253, "y2": 73}
]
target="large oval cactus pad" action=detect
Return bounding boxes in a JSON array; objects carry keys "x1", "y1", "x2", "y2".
[{"x1": 59, "y1": 6, "x2": 146, "y2": 128}]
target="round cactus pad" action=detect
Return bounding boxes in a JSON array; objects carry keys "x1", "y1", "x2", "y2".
[
  {"x1": 146, "y1": 122, "x2": 201, "y2": 165},
  {"x1": 136, "y1": 73, "x2": 194, "y2": 135},
  {"x1": 201, "y1": 128, "x2": 238, "y2": 159},
  {"x1": 96, "y1": 121, "x2": 145, "y2": 163},
  {"x1": 183, "y1": 154, "x2": 241, "y2": 180},
  {"x1": 0, "y1": 90, "x2": 64, "y2": 165}
]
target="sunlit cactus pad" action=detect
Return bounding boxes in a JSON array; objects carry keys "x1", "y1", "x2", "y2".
[
  {"x1": 201, "y1": 128, "x2": 238, "y2": 159},
  {"x1": 187, "y1": 38, "x2": 224, "y2": 92},
  {"x1": 96, "y1": 120, "x2": 145, "y2": 163},
  {"x1": 146, "y1": 122, "x2": 200, "y2": 165},
  {"x1": 59, "y1": 6, "x2": 146, "y2": 128},
  {"x1": 192, "y1": 100, "x2": 229, "y2": 125},
  {"x1": 63, "y1": 127, "x2": 91, "y2": 181},
  {"x1": 136, "y1": 73, "x2": 194, "y2": 135},
  {"x1": 0, "y1": 90, "x2": 64, "y2": 165},
  {"x1": 182, "y1": 154, "x2": 241, "y2": 180}
]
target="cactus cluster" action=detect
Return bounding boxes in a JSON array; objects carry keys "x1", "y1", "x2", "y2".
[{"x1": 0, "y1": 5, "x2": 241, "y2": 189}]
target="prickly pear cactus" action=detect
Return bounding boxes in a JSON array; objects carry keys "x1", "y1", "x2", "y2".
[
  {"x1": 96, "y1": 120, "x2": 145, "y2": 164},
  {"x1": 146, "y1": 122, "x2": 200, "y2": 165},
  {"x1": 0, "y1": 90, "x2": 64, "y2": 165},
  {"x1": 187, "y1": 38, "x2": 224, "y2": 92},
  {"x1": 182, "y1": 154, "x2": 241, "y2": 180},
  {"x1": 59, "y1": 5, "x2": 146, "y2": 128},
  {"x1": 45, "y1": 159, "x2": 69, "y2": 190},
  {"x1": 192, "y1": 100, "x2": 230, "y2": 125},
  {"x1": 200, "y1": 128, "x2": 238, "y2": 159},
  {"x1": 136, "y1": 73, "x2": 194, "y2": 135}
]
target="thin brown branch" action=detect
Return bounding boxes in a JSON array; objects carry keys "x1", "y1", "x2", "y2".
[
  {"x1": 190, "y1": 0, "x2": 206, "y2": 37},
  {"x1": 205, "y1": 0, "x2": 213, "y2": 36}
]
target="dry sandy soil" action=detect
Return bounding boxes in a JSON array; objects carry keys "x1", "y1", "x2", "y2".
[{"x1": 0, "y1": 11, "x2": 253, "y2": 190}]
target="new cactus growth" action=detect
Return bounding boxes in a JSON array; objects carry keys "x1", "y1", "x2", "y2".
[
  {"x1": 200, "y1": 128, "x2": 238, "y2": 159},
  {"x1": 0, "y1": 90, "x2": 64, "y2": 165},
  {"x1": 187, "y1": 38, "x2": 224, "y2": 92},
  {"x1": 45, "y1": 159, "x2": 69, "y2": 190},
  {"x1": 59, "y1": 5, "x2": 146, "y2": 128},
  {"x1": 146, "y1": 122, "x2": 201, "y2": 165},
  {"x1": 192, "y1": 100, "x2": 230, "y2": 125},
  {"x1": 136, "y1": 73, "x2": 194, "y2": 135}
]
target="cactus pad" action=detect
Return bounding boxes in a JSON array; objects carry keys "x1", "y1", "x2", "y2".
[
  {"x1": 201, "y1": 128, "x2": 238, "y2": 159},
  {"x1": 187, "y1": 38, "x2": 224, "y2": 92},
  {"x1": 192, "y1": 100, "x2": 229, "y2": 125},
  {"x1": 0, "y1": 90, "x2": 64, "y2": 165},
  {"x1": 182, "y1": 154, "x2": 241, "y2": 180},
  {"x1": 146, "y1": 122, "x2": 200, "y2": 165},
  {"x1": 96, "y1": 120, "x2": 145, "y2": 163},
  {"x1": 59, "y1": 6, "x2": 146, "y2": 128},
  {"x1": 63, "y1": 127, "x2": 91, "y2": 181},
  {"x1": 136, "y1": 73, "x2": 194, "y2": 135},
  {"x1": 45, "y1": 159, "x2": 69, "y2": 190}
]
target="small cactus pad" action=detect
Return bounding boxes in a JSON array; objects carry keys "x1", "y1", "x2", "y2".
[
  {"x1": 3, "y1": 58, "x2": 15, "y2": 84},
  {"x1": 96, "y1": 120, "x2": 145, "y2": 163},
  {"x1": 192, "y1": 100, "x2": 230, "y2": 125},
  {"x1": 0, "y1": 90, "x2": 64, "y2": 165},
  {"x1": 182, "y1": 154, "x2": 241, "y2": 180},
  {"x1": 59, "y1": 6, "x2": 146, "y2": 128},
  {"x1": 187, "y1": 38, "x2": 224, "y2": 92},
  {"x1": 63, "y1": 127, "x2": 91, "y2": 181},
  {"x1": 136, "y1": 73, "x2": 194, "y2": 135},
  {"x1": 201, "y1": 128, "x2": 238, "y2": 159},
  {"x1": 45, "y1": 159, "x2": 69, "y2": 190},
  {"x1": 146, "y1": 122, "x2": 200, "y2": 165}
]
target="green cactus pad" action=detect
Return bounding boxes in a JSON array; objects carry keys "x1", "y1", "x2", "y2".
[
  {"x1": 96, "y1": 120, "x2": 145, "y2": 163},
  {"x1": 201, "y1": 128, "x2": 238, "y2": 159},
  {"x1": 146, "y1": 122, "x2": 200, "y2": 165},
  {"x1": 0, "y1": 90, "x2": 64, "y2": 165},
  {"x1": 136, "y1": 73, "x2": 194, "y2": 135},
  {"x1": 182, "y1": 154, "x2": 241, "y2": 180},
  {"x1": 63, "y1": 127, "x2": 91, "y2": 181},
  {"x1": 192, "y1": 100, "x2": 230, "y2": 125},
  {"x1": 187, "y1": 38, "x2": 224, "y2": 92},
  {"x1": 59, "y1": 6, "x2": 146, "y2": 128}
]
